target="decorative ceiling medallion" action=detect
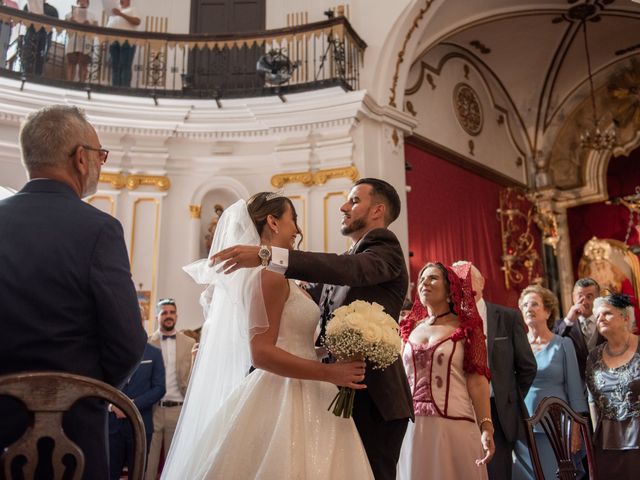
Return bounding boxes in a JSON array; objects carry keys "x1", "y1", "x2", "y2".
[{"x1": 453, "y1": 83, "x2": 483, "y2": 136}]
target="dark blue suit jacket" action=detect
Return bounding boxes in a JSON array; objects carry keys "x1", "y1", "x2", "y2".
[
  {"x1": 110, "y1": 343, "x2": 165, "y2": 437},
  {"x1": 0, "y1": 179, "x2": 147, "y2": 480}
]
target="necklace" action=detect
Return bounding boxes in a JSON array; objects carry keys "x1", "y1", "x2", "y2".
[
  {"x1": 605, "y1": 335, "x2": 631, "y2": 357},
  {"x1": 416, "y1": 310, "x2": 451, "y2": 327}
]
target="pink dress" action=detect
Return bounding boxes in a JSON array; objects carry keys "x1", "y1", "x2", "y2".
[{"x1": 397, "y1": 333, "x2": 488, "y2": 480}]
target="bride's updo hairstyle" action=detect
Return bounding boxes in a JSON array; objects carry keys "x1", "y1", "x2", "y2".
[{"x1": 247, "y1": 192, "x2": 303, "y2": 247}]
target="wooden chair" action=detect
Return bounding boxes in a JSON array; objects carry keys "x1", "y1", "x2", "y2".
[
  {"x1": 524, "y1": 396, "x2": 597, "y2": 480},
  {"x1": 0, "y1": 371, "x2": 146, "y2": 480}
]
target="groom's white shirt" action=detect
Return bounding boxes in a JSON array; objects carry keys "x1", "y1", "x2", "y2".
[{"x1": 268, "y1": 246, "x2": 288, "y2": 275}]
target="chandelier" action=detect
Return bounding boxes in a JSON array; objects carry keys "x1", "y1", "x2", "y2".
[{"x1": 577, "y1": 11, "x2": 616, "y2": 150}]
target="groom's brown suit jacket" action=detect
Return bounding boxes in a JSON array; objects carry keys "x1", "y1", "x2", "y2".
[{"x1": 286, "y1": 228, "x2": 414, "y2": 422}]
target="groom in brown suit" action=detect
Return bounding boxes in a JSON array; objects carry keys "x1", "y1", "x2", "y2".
[{"x1": 214, "y1": 178, "x2": 414, "y2": 480}]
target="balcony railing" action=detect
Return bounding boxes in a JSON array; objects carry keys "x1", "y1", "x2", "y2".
[{"x1": 0, "y1": 7, "x2": 366, "y2": 99}]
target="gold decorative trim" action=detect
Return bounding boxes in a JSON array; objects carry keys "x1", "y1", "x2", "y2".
[
  {"x1": 389, "y1": 0, "x2": 434, "y2": 107},
  {"x1": 126, "y1": 175, "x2": 171, "y2": 191},
  {"x1": 288, "y1": 195, "x2": 307, "y2": 250},
  {"x1": 88, "y1": 195, "x2": 116, "y2": 216},
  {"x1": 129, "y1": 198, "x2": 161, "y2": 335},
  {"x1": 323, "y1": 191, "x2": 349, "y2": 252},
  {"x1": 271, "y1": 171, "x2": 314, "y2": 188},
  {"x1": 99, "y1": 172, "x2": 127, "y2": 189},
  {"x1": 271, "y1": 166, "x2": 359, "y2": 188},
  {"x1": 391, "y1": 129, "x2": 400, "y2": 146},
  {"x1": 189, "y1": 204, "x2": 202, "y2": 219},
  {"x1": 99, "y1": 173, "x2": 171, "y2": 192}
]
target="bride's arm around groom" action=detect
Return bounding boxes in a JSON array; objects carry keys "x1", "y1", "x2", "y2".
[{"x1": 214, "y1": 178, "x2": 414, "y2": 480}]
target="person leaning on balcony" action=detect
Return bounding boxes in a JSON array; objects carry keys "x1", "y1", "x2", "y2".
[
  {"x1": 0, "y1": 0, "x2": 18, "y2": 67},
  {"x1": 106, "y1": 0, "x2": 140, "y2": 87},
  {"x1": 64, "y1": 0, "x2": 97, "y2": 82}
]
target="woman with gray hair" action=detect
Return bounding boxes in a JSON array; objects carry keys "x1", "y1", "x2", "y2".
[
  {"x1": 586, "y1": 293, "x2": 640, "y2": 477},
  {"x1": 512, "y1": 284, "x2": 588, "y2": 480}
]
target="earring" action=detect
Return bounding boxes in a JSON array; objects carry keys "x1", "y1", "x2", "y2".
[{"x1": 275, "y1": 229, "x2": 279, "y2": 234}]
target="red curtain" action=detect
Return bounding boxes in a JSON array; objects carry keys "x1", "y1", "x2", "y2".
[
  {"x1": 567, "y1": 148, "x2": 640, "y2": 272},
  {"x1": 405, "y1": 143, "x2": 520, "y2": 308}
]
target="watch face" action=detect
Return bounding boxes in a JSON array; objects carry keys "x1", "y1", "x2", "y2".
[{"x1": 259, "y1": 247, "x2": 270, "y2": 260}]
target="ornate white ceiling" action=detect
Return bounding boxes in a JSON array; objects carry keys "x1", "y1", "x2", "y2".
[{"x1": 410, "y1": 0, "x2": 640, "y2": 153}]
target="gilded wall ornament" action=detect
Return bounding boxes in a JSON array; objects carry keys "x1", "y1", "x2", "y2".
[
  {"x1": 271, "y1": 166, "x2": 359, "y2": 188},
  {"x1": 189, "y1": 205, "x2": 202, "y2": 219},
  {"x1": 453, "y1": 83, "x2": 483, "y2": 136}
]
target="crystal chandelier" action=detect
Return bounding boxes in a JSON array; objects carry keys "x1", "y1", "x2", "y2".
[{"x1": 578, "y1": 16, "x2": 616, "y2": 151}]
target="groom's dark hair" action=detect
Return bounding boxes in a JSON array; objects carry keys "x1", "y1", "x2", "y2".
[{"x1": 353, "y1": 178, "x2": 401, "y2": 226}]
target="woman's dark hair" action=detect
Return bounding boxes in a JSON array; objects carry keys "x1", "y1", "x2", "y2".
[
  {"x1": 418, "y1": 262, "x2": 455, "y2": 313},
  {"x1": 247, "y1": 192, "x2": 302, "y2": 247}
]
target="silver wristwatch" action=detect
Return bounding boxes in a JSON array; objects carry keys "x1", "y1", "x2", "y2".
[{"x1": 258, "y1": 245, "x2": 271, "y2": 266}]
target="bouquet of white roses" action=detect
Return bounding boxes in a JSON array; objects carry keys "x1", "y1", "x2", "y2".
[{"x1": 323, "y1": 300, "x2": 402, "y2": 418}]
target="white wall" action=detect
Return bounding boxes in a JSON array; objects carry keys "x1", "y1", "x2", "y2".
[
  {"x1": 0, "y1": 78, "x2": 414, "y2": 331},
  {"x1": 405, "y1": 46, "x2": 529, "y2": 184}
]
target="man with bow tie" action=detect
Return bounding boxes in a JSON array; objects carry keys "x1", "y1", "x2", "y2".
[{"x1": 145, "y1": 298, "x2": 196, "y2": 480}]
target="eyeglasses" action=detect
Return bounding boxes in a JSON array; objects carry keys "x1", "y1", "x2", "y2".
[{"x1": 69, "y1": 145, "x2": 109, "y2": 164}]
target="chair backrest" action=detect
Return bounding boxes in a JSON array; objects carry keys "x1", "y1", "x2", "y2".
[
  {"x1": 524, "y1": 395, "x2": 597, "y2": 480},
  {"x1": 0, "y1": 371, "x2": 146, "y2": 480}
]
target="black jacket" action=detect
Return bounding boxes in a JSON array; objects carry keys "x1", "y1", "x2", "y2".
[{"x1": 0, "y1": 179, "x2": 147, "y2": 480}]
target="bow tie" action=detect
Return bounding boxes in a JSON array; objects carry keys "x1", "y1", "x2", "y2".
[{"x1": 162, "y1": 334, "x2": 176, "y2": 340}]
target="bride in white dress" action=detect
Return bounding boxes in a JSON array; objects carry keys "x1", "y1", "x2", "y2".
[{"x1": 161, "y1": 193, "x2": 374, "y2": 479}]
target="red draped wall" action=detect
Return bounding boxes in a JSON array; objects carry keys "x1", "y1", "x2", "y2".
[
  {"x1": 567, "y1": 148, "x2": 640, "y2": 272},
  {"x1": 404, "y1": 142, "x2": 520, "y2": 308}
]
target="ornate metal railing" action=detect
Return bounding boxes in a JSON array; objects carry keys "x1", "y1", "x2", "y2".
[{"x1": 0, "y1": 7, "x2": 366, "y2": 99}]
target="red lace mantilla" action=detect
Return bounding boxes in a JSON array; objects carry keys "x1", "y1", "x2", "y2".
[{"x1": 400, "y1": 262, "x2": 491, "y2": 380}]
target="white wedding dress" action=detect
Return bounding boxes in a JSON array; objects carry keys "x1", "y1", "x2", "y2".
[{"x1": 186, "y1": 280, "x2": 373, "y2": 479}]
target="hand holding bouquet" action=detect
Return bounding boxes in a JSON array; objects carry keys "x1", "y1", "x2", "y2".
[{"x1": 323, "y1": 300, "x2": 402, "y2": 417}]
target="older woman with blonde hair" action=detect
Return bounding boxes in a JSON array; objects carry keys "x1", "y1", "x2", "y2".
[
  {"x1": 586, "y1": 293, "x2": 640, "y2": 477},
  {"x1": 513, "y1": 284, "x2": 588, "y2": 480}
]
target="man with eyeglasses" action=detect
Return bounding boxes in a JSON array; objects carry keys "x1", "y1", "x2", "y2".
[
  {"x1": 0, "y1": 105, "x2": 147, "y2": 480},
  {"x1": 145, "y1": 298, "x2": 196, "y2": 480}
]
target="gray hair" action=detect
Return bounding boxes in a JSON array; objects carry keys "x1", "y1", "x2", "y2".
[
  {"x1": 20, "y1": 105, "x2": 93, "y2": 172},
  {"x1": 574, "y1": 277, "x2": 600, "y2": 293},
  {"x1": 593, "y1": 295, "x2": 633, "y2": 332}
]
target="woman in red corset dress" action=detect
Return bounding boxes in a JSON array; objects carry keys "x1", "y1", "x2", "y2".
[{"x1": 397, "y1": 262, "x2": 494, "y2": 479}]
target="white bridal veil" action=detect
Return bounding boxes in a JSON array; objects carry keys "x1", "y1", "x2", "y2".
[{"x1": 161, "y1": 199, "x2": 268, "y2": 479}]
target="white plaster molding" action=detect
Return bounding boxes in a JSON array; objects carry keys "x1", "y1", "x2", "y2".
[
  {"x1": 0, "y1": 78, "x2": 375, "y2": 143},
  {"x1": 190, "y1": 177, "x2": 250, "y2": 206},
  {"x1": 554, "y1": 149, "x2": 610, "y2": 209},
  {"x1": 360, "y1": 93, "x2": 418, "y2": 133}
]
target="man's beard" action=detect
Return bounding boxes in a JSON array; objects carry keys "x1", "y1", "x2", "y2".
[
  {"x1": 161, "y1": 319, "x2": 175, "y2": 331},
  {"x1": 340, "y1": 215, "x2": 368, "y2": 236},
  {"x1": 81, "y1": 160, "x2": 99, "y2": 198}
]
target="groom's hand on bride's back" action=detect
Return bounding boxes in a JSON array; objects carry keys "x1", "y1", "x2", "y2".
[{"x1": 210, "y1": 245, "x2": 262, "y2": 273}]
